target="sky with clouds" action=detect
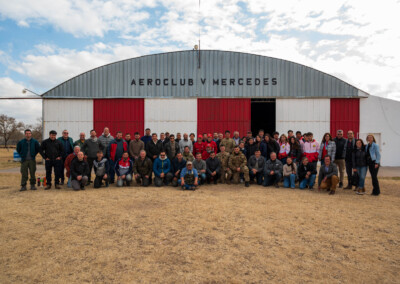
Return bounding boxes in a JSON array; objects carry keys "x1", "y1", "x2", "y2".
[{"x1": 0, "y1": 0, "x2": 399, "y2": 125}]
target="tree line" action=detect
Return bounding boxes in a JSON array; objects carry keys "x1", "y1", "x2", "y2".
[{"x1": 0, "y1": 114, "x2": 42, "y2": 149}]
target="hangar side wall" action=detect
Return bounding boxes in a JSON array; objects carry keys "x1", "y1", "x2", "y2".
[
  {"x1": 43, "y1": 99, "x2": 93, "y2": 140},
  {"x1": 276, "y1": 99, "x2": 330, "y2": 142},
  {"x1": 360, "y1": 96, "x2": 400, "y2": 166}
]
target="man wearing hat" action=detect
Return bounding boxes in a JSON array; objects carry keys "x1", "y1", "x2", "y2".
[
  {"x1": 180, "y1": 161, "x2": 199, "y2": 190},
  {"x1": 193, "y1": 135, "x2": 205, "y2": 156},
  {"x1": 206, "y1": 134, "x2": 218, "y2": 154}
]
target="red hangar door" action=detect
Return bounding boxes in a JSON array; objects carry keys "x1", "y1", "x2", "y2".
[{"x1": 330, "y1": 98, "x2": 360, "y2": 138}]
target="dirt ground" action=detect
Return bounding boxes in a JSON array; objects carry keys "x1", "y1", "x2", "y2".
[{"x1": 0, "y1": 172, "x2": 399, "y2": 283}]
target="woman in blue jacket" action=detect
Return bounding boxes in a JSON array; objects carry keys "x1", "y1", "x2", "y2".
[{"x1": 365, "y1": 134, "x2": 381, "y2": 196}]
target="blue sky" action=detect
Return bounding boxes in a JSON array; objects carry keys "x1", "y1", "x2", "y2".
[{"x1": 0, "y1": 0, "x2": 399, "y2": 125}]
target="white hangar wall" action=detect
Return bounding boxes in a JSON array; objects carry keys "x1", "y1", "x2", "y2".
[
  {"x1": 360, "y1": 95, "x2": 400, "y2": 166},
  {"x1": 43, "y1": 99, "x2": 94, "y2": 140},
  {"x1": 276, "y1": 99, "x2": 330, "y2": 143}
]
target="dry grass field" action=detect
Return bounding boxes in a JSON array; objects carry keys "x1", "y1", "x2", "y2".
[
  {"x1": 0, "y1": 148, "x2": 43, "y2": 170},
  {"x1": 0, "y1": 171, "x2": 399, "y2": 283}
]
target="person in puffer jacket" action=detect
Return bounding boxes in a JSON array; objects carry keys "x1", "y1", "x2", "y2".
[
  {"x1": 153, "y1": 151, "x2": 173, "y2": 187},
  {"x1": 300, "y1": 132, "x2": 320, "y2": 167},
  {"x1": 93, "y1": 150, "x2": 110, "y2": 188},
  {"x1": 278, "y1": 134, "x2": 290, "y2": 165},
  {"x1": 318, "y1": 133, "x2": 336, "y2": 162},
  {"x1": 114, "y1": 152, "x2": 133, "y2": 187}
]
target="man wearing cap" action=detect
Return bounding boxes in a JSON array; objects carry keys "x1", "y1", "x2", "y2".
[
  {"x1": 220, "y1": 130, "x2": 235, "y2": 153},
  {"x1": 40, "y1": 130, "x2": 64, "y2": 189},
  {"x1": 193, "y1": 135, "x2": 205, "y2": 156},
  {"x1": 179, "y1": 133, "x2": 193, "y2": 153},
  {"x1": 216, "y1": 145, "x2": 232, "y2": 184},
  {"x1": 193, "y1": 152, "x2": 207, "y2": 184},
  {"x1": 180, "y1": 161, "x2": 199, "y2": 190},
  {"x1": 202, "y1": 143, "x2": 214, "y2": 160},
  {"x1": 228, "y1": 145, "x2": 250, "y2": 187}
]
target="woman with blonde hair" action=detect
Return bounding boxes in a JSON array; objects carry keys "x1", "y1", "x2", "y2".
[
  {"x1": 278, "y1": 134, "x2": 290, "y2": 165},
  {"x1": 366, "y1": 134, "x2": 381, "y2": 196}
]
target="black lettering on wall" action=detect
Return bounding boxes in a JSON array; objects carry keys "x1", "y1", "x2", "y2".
[
  {"x1": 155, "y1": 79, "x2": 161, "y2": 85},
  {"x1": 272, "y1": 78, "x2": 277, "y2": 85},
  {"x1": 163, "y1": 79, "x2": 168, "y2": 86},
  {"x1": 263, "y1": 78, "x2": 269, "y2": 85},
  {"x1": 221, "y1": 79, "x2": 226, "y2": 86},
  {"x1": 238, "y1": 78, "x2": 243, "y2": 85},
  {"x1": 171, "y1": 79, "x2": 177, "y2": 86},
  {"x1": 131, "y1": 79, "x2": 136, "y2": 85},
  {"x1": 188, "y1": 79, "x2": 193, "y2": 86},
  {"x1": 201, "y1": 78, "x2": 206, "y2": 84},
  {"x1": 246, "y1": 78, "x2": 252, "y2": 85},
  {"x1": 213, "y1": 79, "x2": 219, "y2": 85},
  {"x1": 230, "y1": 79, "x2": 235, "y2": 85},
  {"x1": 139, "y1": 79, "x2": 144, "y2": 86},
  {"x1": 147, "y1": 79, "x2": 152, "y2": 85},
  {"x1": 180, "y1": 79, "x2": 186, "y2": 86},
  {"x1": 255, "y1": 78, "x2": 260, "y2": 85}
]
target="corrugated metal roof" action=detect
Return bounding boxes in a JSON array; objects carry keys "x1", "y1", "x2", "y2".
[{"x1": 42, "y1": 50, "x2": 368, "y2": 99}]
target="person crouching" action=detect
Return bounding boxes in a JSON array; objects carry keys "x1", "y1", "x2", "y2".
[
  {"x1": 70, "y1": 151, "x2": 90, "y2": 191},
  {"x1": 115, "y1": 152, "x2": 133, "y2": 187},
  {"x1": 180, "y1": 161, "x2": 199, "y2": 190},
  {"x1": 93, "y1": 150, "x2": 110, "y2": 188}
]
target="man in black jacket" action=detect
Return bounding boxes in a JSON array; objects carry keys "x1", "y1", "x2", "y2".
[
  {"x1": 146, "y1": 133, "x2": 163, "y2": 161},
  {"x1": 164, "y1": 134, "x2": 180, "y2": 161},
  {"x1": 40, "y1": 130, "x2": 64, "y2": 189},
  {"x1": 318, "y1": 155, "x2": 339, "y2": 195},
  {"x1": 206, "y1": 151, "x2": 221, "y2": 184},
  {"x1": 70, "y1": 151, "x2": 90, "y2": 191},
  {"x1": 334, "y1": 129, "x2": 347, "y2": 188}
]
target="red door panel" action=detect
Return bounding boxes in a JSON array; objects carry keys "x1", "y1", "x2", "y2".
[{"x1": 330, "y1": 98, "x2": 360, "y2": 138}]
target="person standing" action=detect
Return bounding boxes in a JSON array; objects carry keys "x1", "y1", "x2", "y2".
[
  {"x1": 288, "y1": 136, "x2": 302, "y2": 164},
  {"x1": 228, "y1": 145, "x2": 250, "y2": 187},
  {"x1": 318, "y1": 133, "x2": 336, "y2": 163},
  {"x1": 206, "y1": 134, "x2": 218, "y2": 154},
  {"x1": 233, "y1": 131, "x2": 241, "y2": 145},
  {"x1": 73, "y1": 132, "x2": 86, "y2": 148},
  {"x1": 193, "y1": 135, "x2": 205, "y2": 156},
  {"x1": 17, "y1": 129, "x2": 40, "y2": 191},
  {"x1": 278, "y1": 134, "x2": 290, "y2": 165},
  {"x1": 344, "y1": 130, "x2": 356, "y2": 189},
  {"x1": 352, "y1": 139, "x2": 368, "y2": 195},
  {"x1": 206, "y1": 151, "x2": 221, "y2": 184},
  {"x1": 301, "y1": 132, "x2": 320, "y2": 169},
  {"x1": 179, "y1": 133, "x2": 193, "y2": 153},
  {"x1": 245, "y1": 138, "x2": 258, "y2": 160},
  {"x1": 175, "y1": 132, "x2": 182, "y2": 144},
  {"x1": 70, "y1": 151, "x2": 90, "y2": 191},
  {"x1": 318, "y1": 155, "x2": 339, "y2": 195},
  {"x1": 366, "y1": 134, "x2": 381, "y2": 196},
  {"x1": 129, "y1": 132, "x2": 145, "y2": 160},
  {"x1": 334, "y1": 129, "x2": 347, "y2": 188},
  {"x1": 146, "y1": 133, "x2": 163, "y2": 161},
  {"x1": 140, "y1": 128, "x2": 152, "y2": 145},
  {"x1": 164, "y1": 134, "x2": 179, "y2": 161},
  {"x1": 133, "y1": 150, "x2": 153, "y2": 187},
  {"x1": 107, "y1": 131, "x2": 128, "y2": 184},
  {"x1": 125, "y1": 133, "x2": 132, "y2": 153},
  {"x1": 159, "y1": 133, "x2": 168, "y2": 148},
  {"x1": 57, "y1": 129, "x2": 74, "y2": 185},
  {"x1": 260, "y1": 134, "x2": 279, "y2": 160},
  {"x1": 248, "y1": 149, "x2": 265, "y2": 185},
  {"x1": 40, "y1": 130, "x2": 64, "y2": 189},
  {"x1": 220, "y1": 130, "x2": 235, "y2": 154},
  {"x1": 98, "y1": 127, "x2": 114, "y2": 155},
  {"x1": 115, "y1": 152, "x2": 133, "y2": 187},
  {"x1": 82, "y1": 129, "x2": 103, "y2": 185},
  {"x1": 93, "y1": 150, "x2": 109, "y2": 188}
]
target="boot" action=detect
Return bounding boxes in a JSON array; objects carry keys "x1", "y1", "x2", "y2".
[
  {"x1": 329, "y1": 190, "x2": 335, "y2": 195},
  {"x1": 45, "y1": 184, "x2": 51, "y2": 190},
  {"x1": 339, "y1": 182, "x2": 343, "y2": 188},
  {"x1": 55, "y1": 185, "x2": 61, "y2": 189},
  {"x1": 30, "y1": 184, "x2": 37, "y2": 190},
  {"x1": 245, "y1": 181, "x2": 249, "y2": 187},
  {"x1": 274, "y1": 183, "x2": 279, "y2": 188},
  {"x1": 19, "y1": 186, "x2": 27, "y2": 191},
  {"x1": 344, "y1": 184, "x2": 352, "y2": 190}
]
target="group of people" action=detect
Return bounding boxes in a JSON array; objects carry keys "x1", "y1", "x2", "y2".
[{"x1": 16, "y1": 127, "x2": 381, "y2": 195}]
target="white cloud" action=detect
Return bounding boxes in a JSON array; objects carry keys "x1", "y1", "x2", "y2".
[{"x1": 0, "y1": 77, "x2": 42, "y2": 125}]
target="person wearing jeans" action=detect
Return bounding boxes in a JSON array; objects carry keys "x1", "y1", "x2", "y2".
[
  {"x1": 115, "y1": 152, "x2": 133, "y2": 187},
  {"x1": 366, "y1": 134, "x2": 381, "y2": 196},
  {"x1": 283, "y1": 157, "x2": 297, "y2": 188},
  {"x1": 298, "y1": 157, "x2": 317, "y2": 190},
  {"x1": 352, "y1": 139, "x2": 368, "y2": 195}
]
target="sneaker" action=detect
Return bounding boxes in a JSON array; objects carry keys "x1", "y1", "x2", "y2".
[
  {"x1": 19, "y1": 186, "x2": 27, "y2": 192},
  {"x1": 245, "y1": 181, "x2": 249, "y2": 187},
  {"x1": 45, "y1": 185, "x2": 51, "y2": 190},
  {"x1": 329, "y1": 190, "x2": 335, "y2": 195},
  {"x1": 80, "y1": 186, "x2": 85, "y2": 190},
  {"x1": 55, "y1": 185, "x2": 61, "y2": 189},
  {"x1": 30, "y1": 185, "x2": 37, "y2": 190},
  {"x1": 339, "y1": 182, "x2": 343, "y2": 188},
  {"x1": 344, "y1": 184, "x2": 352, "y2": 190},
  {"x1": 274, "y1": 183, "x2": 279, "y2": 188}
]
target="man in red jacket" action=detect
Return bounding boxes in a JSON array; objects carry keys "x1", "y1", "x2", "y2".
[
  {"x1": 193, "y1": 135, "x2": 205, "y2": 156},
  {"x1": 206, "y1": 133, "x2": 218, "y2": 154}
]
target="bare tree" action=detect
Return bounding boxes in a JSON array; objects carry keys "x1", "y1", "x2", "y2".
[
  {"x1": 0, "y1": 114, "x2": 25, "y2": 149},
  {"x1": 26, "y1": 117, "x2": 43, "y2": 142}
]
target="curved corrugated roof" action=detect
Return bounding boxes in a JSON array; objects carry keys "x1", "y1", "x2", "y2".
[{"x1": 42, "y1": 50, "x2": 368, "y2": 99}]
